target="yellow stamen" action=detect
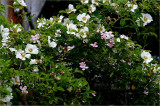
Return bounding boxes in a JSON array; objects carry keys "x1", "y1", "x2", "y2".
[
  {"x1": 95, "y1": 0, "x2": 98, "y2": 3},
  {"x1": 69, "y1": 28, "x2": 72, "y2": 32},
  {"x1": 88, "y1": 7, "x2": 92, "y2": 12},
  {"x1": 82, "y1": 17, "x2": 86, "y2": 21},
  {"x1": 28, "y1": 49, "x2": 33, "y2": 52},
  {"x1": 99, "y1": 27, "x2": 103, "y2": 32},
  {"x1": 144, "y1": 56, "x2": 148, "y2": 60},
  {"x1": 144, "y1": 17, "x2": 148, "y2": 22},
  {"x1": 15, "y1": 77, "x2": 20, "y2": 84},
  {"x1": 21, "y1": 53, "x2": 25, "y2": 57},
  {"x1": 56, "y1": 18, "x2": 60, "y2": 21},
  {"x1": 68, "y1": 9, "x2": 72, "y2": 13}
]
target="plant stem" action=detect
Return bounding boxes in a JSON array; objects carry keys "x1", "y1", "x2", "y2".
[{"x1": 24, "y1": 7, "x2": 35, "y2": 29}]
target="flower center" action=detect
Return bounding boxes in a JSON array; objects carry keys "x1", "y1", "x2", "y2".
[
  {"x1": 66, "y1": 22, "x2": 70, "y2": 25},
  {"x1": 88, "y1": 7, "x2": 92, "y2": 12},
  {"x1": 15, "y1": 78, "x2": 20, "y2": 84},
  {"x1": 36, "y1": 59, "x2": 39, "y2": 63},
  {"x1": 68, "y1": 9, "x2": 72, "y2": 13},
  {"x1": 144, "y1": 56, "x2": 148, "y2": 60},
  {"x1": 99, "y1": 27, "x2": 103, "y2": 31},
  {"x1": 82, "y1": 66, "x2": 86, "y2": 68},
  {"x1": 21, "y1": 53, "x2": 25, "y2": 57},
  {"x1": 82, "y1": 17, "x2": 87, "y2": 21},
  {"x1": 130, "y1": 5, "x2": 133, "y2": 8},
  {"x1": 95, "y1": 0, "x2": 98, "y2": 3},
  {"x1": 56, "y1": 31, "x2": 60, "y2": 35},
  {"x1": 137, "y1": 21, "x2": 140, "y2": 25},
  {"x1": 69, "y1": 28, "x2": 72, "y2": 32},
  {"x1": 56, "y1": 18, "x2": 60, "y2": 21},
  {"x1": 28, "y1": 49, "x2": 33, "y2": 52},
  {"x1": 143, "y1": 17, "x2": 148, "y2": 22},
  {"x1": 22, "y1": 88, "x2": 26, "y2": 91}
]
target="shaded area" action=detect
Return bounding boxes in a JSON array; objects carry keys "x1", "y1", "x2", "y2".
[{"x1": 40, "y1": 0, "x2": 78, "y2": 19}]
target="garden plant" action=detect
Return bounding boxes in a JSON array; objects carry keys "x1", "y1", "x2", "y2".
[{"x1": 0, "y1": 0, "x2": 159, "y2": 105}]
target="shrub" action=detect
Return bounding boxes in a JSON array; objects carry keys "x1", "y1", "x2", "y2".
[{"x1": 0, "y1": 0, "x2": 159, "y2": 105}]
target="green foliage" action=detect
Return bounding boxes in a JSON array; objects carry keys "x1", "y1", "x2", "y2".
[
  {"x1": 0, "y1": 0, "x2": 159, "y2": 105},
  {"x1": 0, "y1": 4, "x2": 6, "y2": 14},
  {"x1": 11, "y1": 63, "x2": 93, "y2": 105}
]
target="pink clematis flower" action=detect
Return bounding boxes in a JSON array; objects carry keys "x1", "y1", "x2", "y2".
[
  {"x1": 20, "y1": 86, "x2": 28, "y2": 94},
  {"x1": 79, "y1": 62, "x2": 89, "y2": 70},
  {"x1": 31, "y1": 34, "x2": 41, "y2": 46},
  {"x1": 92, "y1": 93, "x2": 96, "y2": 97},
  {"x1": 106, "y1": 38, "x2": 115, "y2": 48},
  {"x1": 143, "y1": 90, "x2": 149, "y2": 95},
  {"x1": 90, "y1": 42, "x2": 98, "y2": 48},
  {"x1": 101, "y1": 31, "x2": 114, "y2": 40},
  {"x1": 67, "y1": 45, "x2": 75, "y2": 51}
]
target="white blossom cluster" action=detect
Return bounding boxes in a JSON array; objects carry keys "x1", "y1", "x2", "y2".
[
  {"x1": 0, "y1": 1, "x2": 158, "y2": 103},
  {"x1": 0, "y1": 86, "x2": 13, "y2": 105},
  {"x1": 0, "y1": 25, "x2": 10, "y2": 48},
  {"x1": 13, "y1": 0, "x2": 27, "y2": 7}
]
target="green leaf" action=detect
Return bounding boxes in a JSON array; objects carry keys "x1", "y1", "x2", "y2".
[
  {"x1": 57, "y1": 87, "x2": 65, "y2": 91},
  {"x1": 120, "y1": 19, "x2": 125, "y2": 27},
  {"x1": 110, "y1": 72, "x2": 114, "y2": 77},
  {"x1": 74, "y1": 69, "x2": 84, "y2": 75},
  {"x1": 49, "y1": 100, "x2": 54, "y2": 104},
  {"x1": 59, "y1": 10, "x2": 67, "y2": 14},
  {"x1": 76, "y1": 5, "x2": 82, "y2": 10}
]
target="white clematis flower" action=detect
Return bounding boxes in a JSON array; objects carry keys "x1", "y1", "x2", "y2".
[
  {"x1": 13, "y1": 24, "x2": 22, "y2": 32},
  {"x1": 12, "y1": 76, "x2": 20, "y2": 85},
  {"x1": 9, "y1": 48, "x2": 17, "y2": 52},
  {"x1": 97, "y1": 24, "x2": 105, "y2": 33},
  {"x1": 77, "y1": 13, "x2": 90, "y2": 23},
  {"x1": 56, "y1": 15, "x2": 64, "y2": 23},
  {"x1": 92, "y1": 0, "x2": 100, "y2": 5},
  {"x1": 117, "y1": 38, "x2": 120, "y2": 42},
  {"x1": 30, "y1": 59, "x2": 42, "y2": 65},
  {"x1": 136, "y1": 13, "x2": 153, "y2": 26},
  {"x1": 66, "y1": 23, "x2": 78, "y2": 35},
  {"x1": 103, "y1": 0, "x2": 111, "y2": 3},
  {"x1": 141, "y1": 51, "x2": 153, "y2": 64},
  {"x1": 16, "y1": 0, "x2": 27, "y2": 7},
  {"x1": 25, "y1": 44, "x2": 39, "y2": 54},
  {"x1": 67, "y1": 4, "x2": 76, "y2": 13},
  {"x1": 81, "y1": 0, "x2": 89, "y2": 4},
  {"x1": 126, "y1": 1, "x2": 138, "y2": 12},
  {"x1": 30, "y1": 59, "x2": 38, "y2": 65},
  {"x1": 110, "y1": 3, "x2": 119, "y2": 13},
  {"x1": 15, "y1": 49, "x2": 31, "y2": 60},
  {"x1": 33, "y1": 66, "x2": 39, "y2": 72},
  {"x1": 79, "y1": 27, "x2": 89, "y2": 38},
  {"x1": 88, "y1": 4, "x2": 96, "y2": 13},
  {"x1": 0, "y1": 87, "x2": 13, "y2": 103},
  {"x1": 0, "y1": 25, "x2": 10, "y2": 40},
  {"x1": 37, "y1": 18, "x2": 46, "y2": 28},
  {"x1": 141, "y1": 13, "x2": 153, "y2": 26},
  {"x1": 63, "y1": 18, "x2": 73, "y2": 26},
  {"x1": 136, "y1": 19, "x2": 141, "y2": 26},
  {"x1": 48, "y1": 36, "x2": 57, "y2": 48}
]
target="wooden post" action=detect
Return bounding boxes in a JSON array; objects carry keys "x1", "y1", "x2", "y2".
[{"x1": 8, "y1": 0, "x2": 24, "y2": 25}]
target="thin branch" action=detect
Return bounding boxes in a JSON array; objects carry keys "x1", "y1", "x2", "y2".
[
  {"x1": 24, "y1": 7, "x2": 35, "y2": 29},
  {"x1": 19, "y1": 61, "x2": 22, "y2": 70}
]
